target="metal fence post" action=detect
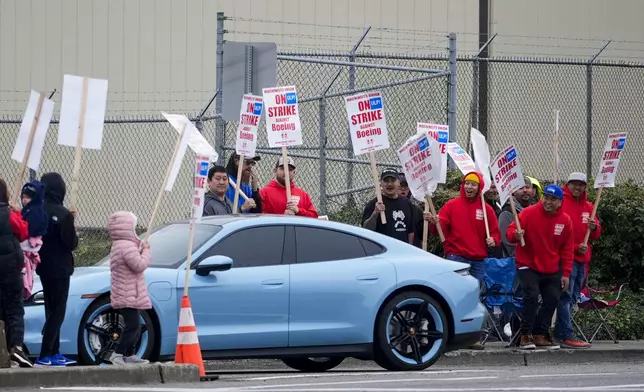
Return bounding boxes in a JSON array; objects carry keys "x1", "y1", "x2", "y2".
[
  {"x1": 215, "y1": 12, "x2": 225, "y2": 165},
  {"x1": 346, "y1": 27, "x2": 371, "y2": 207},
  {"x1": 318, "y1": 98, "x2": 328, "y2": 215},
  {"x1": 586, "y1": 40, "x2": 611, "y2": 178},
  {"x1": 448, "y1": 33, "x2": 457, "y2": 145}
]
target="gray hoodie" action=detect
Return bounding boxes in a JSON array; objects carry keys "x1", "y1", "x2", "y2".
[
  {"x1": 203, "y1": 192, "x2": 233, "y2": 216},
  {"x1": 498, "y1": 197, "x2": 527, "y2": 258}
]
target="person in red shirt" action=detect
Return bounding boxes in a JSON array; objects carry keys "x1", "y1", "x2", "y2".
[
  {"x1": 553, "y1": 172, "x2": 600, "y2": 349},
  {"x1": 507, "y1": 184, "x2": 574, "y2": 350},
  {"x1": 428, "y1": 171, "x2": 501, "y2": 281},
  {"x1": 0, "y1": 178, "x2": 31, "y2": 367},
  {"x1": 260, "y1": 156, "x2": 318, "y2": 218}
]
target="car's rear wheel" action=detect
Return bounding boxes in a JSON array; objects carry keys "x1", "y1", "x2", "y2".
[
  {"x1": 77, "y1": 296, "x2": 156, "y2": 365},
  {"x1": 374, "y1": 291, "x2": 447, "y2": 371},
  {"x1": 281, "y1": 357, "x2": 345, "y2": 372}
]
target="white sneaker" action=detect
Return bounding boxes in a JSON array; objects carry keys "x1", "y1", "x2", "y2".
[
  {"x1": 124, "y1": 355, "x2": 149, "y2": 365},
  {"x1": 108, "y1": 353, "x2": 127, "y2": 365}
]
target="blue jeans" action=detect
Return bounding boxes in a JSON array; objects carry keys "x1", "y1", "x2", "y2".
[
  {"x1": 554, "y1": 261, "x2": 586, "y2": 340},
  {"x1": 445, "y1": 255, "x2": 485, "y2": 283}
]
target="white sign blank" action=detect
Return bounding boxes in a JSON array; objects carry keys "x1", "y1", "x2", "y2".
[
  {"x1": 58, "y1": 74, "x2": 108, "y2": 150},
  {"x1": 12, "y1": 91, "x2": 55, "y2": 171}
]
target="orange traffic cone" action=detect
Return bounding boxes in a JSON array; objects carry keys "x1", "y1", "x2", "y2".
[{"x1": 175, "y1": 295, "x2": 205, "y2": 376}]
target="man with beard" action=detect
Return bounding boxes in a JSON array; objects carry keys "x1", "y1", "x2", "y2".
[
  {"x1": 484, "y1": 184, "x2": 502, "y2": 216},
  {"x1": 507, "y1": 184, "x2": 573, "y2": 350},
  {"x1": 498, "y1": 177, "x2": 534, "y2": 258},
  {"x1": 362, "y1": 168, "x2": 415, "y2": 245},
  {"x1": 203, "y1": 166, "x2": 234, "y2": 216},
  {"x1": 225, "y1": 153, "x2": 261, "y2": 213},
  {"x1": 397, "y1": 172, "x2": 424, "y2": 249},
  {"x1": 260, "y1": 157, "x2": 318, "y2": 217}
]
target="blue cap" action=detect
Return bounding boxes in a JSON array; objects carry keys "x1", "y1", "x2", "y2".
[{"x1": 543, "y1": 184, "x2": 564, "y2": 200}]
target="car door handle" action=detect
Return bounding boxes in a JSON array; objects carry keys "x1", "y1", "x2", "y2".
[
  {"x1": 356, "y1": 274, "x2": 379, "y2": 281},
  {"x1": 261, "y1": 279, "x2": 284, "y2": 286}
]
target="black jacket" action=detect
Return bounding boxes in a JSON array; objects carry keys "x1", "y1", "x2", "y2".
[
  {"x1": 36, "y1": 173, "x2": 79, "y2": 280},
  {"x1": 0, "y1": 203, "x2": 23, "y2": 272}
]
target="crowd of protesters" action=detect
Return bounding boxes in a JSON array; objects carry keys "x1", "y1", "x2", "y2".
[
  {"x1": 0, "y1": 151, "x2": 598, "y2": 368},
  {"x1": 361, "y1": 167, "x2": 600, "y2": 352}
]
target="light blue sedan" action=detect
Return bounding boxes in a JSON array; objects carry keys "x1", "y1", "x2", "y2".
[{"x1": 22, "y1": 214, "x2": 484, "y2": 371}]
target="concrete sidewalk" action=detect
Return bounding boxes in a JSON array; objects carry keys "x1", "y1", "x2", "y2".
[
  {"x1": 439, "y1": 340, "x2": 644, "y2": 367},
  {"x1": 0, "y1": 362, "x2": 200, "y2": 389}
]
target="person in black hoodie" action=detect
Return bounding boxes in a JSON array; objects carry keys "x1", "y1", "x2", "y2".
[{"x1": 35, "y1": 173, "x2": 79, "y2": 367}]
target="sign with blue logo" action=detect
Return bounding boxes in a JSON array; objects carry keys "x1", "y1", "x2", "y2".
[
  {"x1": 369, "y1": 97, "x2": 383, "y2": 110},
  {"x1": 617, "y1": 137, "x2": 626, "y2": 150},
  {"x1": 285, "y1": 92, "x2": 297, "y2": 105},
  {"x1": 253, "y1": 103, "x2": 263, "y2": 115},
  {"x1": 417, "y1": 137, "x2": 429, "y2": 152},
  {"x1": 454, "y1": 146, "x2": 464, "y2": 154},
  {"x1": 505, "y1": 148, "x2": 517, "y2": 162},
  {"x1": 438, "y1": 131, "x2": 449, "y2": 144},
  {"x1": 199, "y1": 161, "x2": 209, "y2": 177}
]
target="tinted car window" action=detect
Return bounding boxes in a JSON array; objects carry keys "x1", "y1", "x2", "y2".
[
  {"x1": 200, "y1": 226, "x2": 285, "y2": 268},
  {"x1": 294, "y1": 226, "x2": 366, "y2": 264},
  {"x1": 360, "y1": 238, "x2": 385, "y2": 256},
  {"x1": 97, "y1": 223, "x2": 221, "y2": 268}
]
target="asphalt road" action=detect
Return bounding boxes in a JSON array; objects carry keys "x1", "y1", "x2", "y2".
[{"x1": 10, "y1": 361, "x2": 644, "y2": 392}]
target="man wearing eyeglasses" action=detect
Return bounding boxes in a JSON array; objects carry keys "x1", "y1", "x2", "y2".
[{"x1": 225, "y1": 153, "x2": 262, "y2": 213}]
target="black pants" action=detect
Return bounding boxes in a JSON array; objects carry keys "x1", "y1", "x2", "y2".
[
  {"x1": 0, "y1": 259, "x2": 25, "y2": 349},
  {"x1": 40, "y1": 277, "x2": 70, "y2": 358},
  {"x1": 115, "y1": 308, "x2": 141, "y2": 357},
  {"x1": 518, "y1": 268, "x2": 561, "y2": 336}
]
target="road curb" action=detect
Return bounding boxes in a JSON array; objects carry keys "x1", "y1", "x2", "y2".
[
  {"x1": 0, "y1": 363, "x2": 200, "y2": 388},
  {"x1": 439, "y1": 346, "x2": 644, "y2": 367}
]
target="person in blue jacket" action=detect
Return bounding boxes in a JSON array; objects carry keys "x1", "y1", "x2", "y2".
[{"x1": 225, "y1": 153, "x2": 262, "y2": 213}]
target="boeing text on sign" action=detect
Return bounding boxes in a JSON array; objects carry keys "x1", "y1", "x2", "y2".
[
  {"x1": 344, "y1": 91, "x2": 390, "y2": 156},
  {"x1": 262, "y1": 86, "x2": 303, "y2": 148}
]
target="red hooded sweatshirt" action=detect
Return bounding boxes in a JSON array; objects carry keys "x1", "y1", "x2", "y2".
[
  {"x1": 507, "y1": 201, "x2": 574, "y2": 278},
  {"x1": 430, "y1": 171, "x2": 501, "y2": 260},
  {"x1": 259, "y1": 180, "x2": 318, "y2": 218},
  {"x1": 561, "y1": 186, "x2": 601, "y2": 264}
]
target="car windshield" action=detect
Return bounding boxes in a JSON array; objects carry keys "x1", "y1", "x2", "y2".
[{"x1": 96, "y1": 223, "x2": 222, "y2": 268}]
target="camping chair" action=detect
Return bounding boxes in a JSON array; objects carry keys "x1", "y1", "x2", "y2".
[
  {"x1": 572, "y1": 283, "x2": 628, "y2": 343},
  {"x1": 480, "y1": 257, "x2": 523, "y2": 347}
]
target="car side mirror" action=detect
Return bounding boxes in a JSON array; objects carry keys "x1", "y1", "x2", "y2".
[{"x1": 195, "y1": 255, "x2": 233, "y2": 276}]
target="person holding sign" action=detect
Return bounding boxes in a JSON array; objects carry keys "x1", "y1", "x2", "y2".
[
  {"x1": 225, "y1": 153, "x2": 262, "y2": 214},
  {"x1": 427, "y1": 172, "x2": 501, "y2": 281},
  {"x1": 202, "y1": 166, "x2": 234, "y2": 216},
  {"x1": 362, "y1": 168, "x2": 415, "y2": 245},
  {"x1": 553, "y1": 172, "x2": 600, "y2": 349},
  {"x1": 260, "y1": 157, "x2": 318, "y2": 218},
  {"x1": 35, "y1": 172, "x2": 79, "y2": 367},
  {"x1": 498, "y1": 177, "x2": 533, "y2": 258},
  {"x1": 506, "y1": 184, "x2": 574, "y2": 351}
]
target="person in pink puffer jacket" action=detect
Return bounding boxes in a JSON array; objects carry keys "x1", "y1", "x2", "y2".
[{"x1": 106, "y1": 211, "x2": 151, "y2": 366}]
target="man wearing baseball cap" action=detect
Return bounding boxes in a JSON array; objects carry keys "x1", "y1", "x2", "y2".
[
  {"x1": 362, "y1": 167, "x2": 415, "y2": 245},
  {"x1": 507, "y1": 184, "x2": 574, "y2": 350},
  {"x1": 553, "y1": 172, "x2": 601, "y2": 349},
  {"x1": 259, "y1": 156, "x2": 318, "y2": 217}
]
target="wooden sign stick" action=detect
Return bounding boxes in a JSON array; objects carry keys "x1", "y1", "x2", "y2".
[
  {"x1": 583, "y1": 187, "x2": 603, "y2": 245},
  {"x1": 480, "y1": 192, "x2": 491, "y2": 238},
  {"x1": 425, "y1": 195, "x2": 444, "y2": 245},
  {"x1": 232, "y1": 154, "x2": 245, "y2": 214},
  {"x1": 145, "y1": 122, "x2": 187, "y2": 242},
  {"x1": 281, "y1": 146, "x2": 292, "y2": 203},
  {"x1": 12, "y1": 93, "x2": 46, "y2": 208},
  {"x1": 69, "y1": 77, "x2": 89, "y2": 214},
  {"x1": 509, "y1": 196, "x2": 526, "y2": 247},
  {"x1": 228, "y1": 177, "x2": 250, "y2": 201},
  {"x1": 369, "y1": 151, "x2": 386, "y2": 224},
  {"x1": 183, "y1": 221, "x2": 196, "y2": 296}
]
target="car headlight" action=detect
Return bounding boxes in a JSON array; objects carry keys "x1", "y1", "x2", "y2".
[
  {"x1": 455, "y1": 267, "x2": 470, "y2": 276},
  {"x1": 24, "y1": 290, "x2": 45, "y2": 306}
]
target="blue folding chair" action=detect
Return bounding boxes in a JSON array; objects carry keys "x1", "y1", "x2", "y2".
[{"x1": 481, "y1": 257, "x2": 524, "y2": 346}]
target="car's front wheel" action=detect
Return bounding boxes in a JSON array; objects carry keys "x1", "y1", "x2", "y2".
[
  {"x1": 281, "y1": 357, "x2": 345, "y2": 372},
  {"x1": 77, "y1": 296, "x2": 156, "y2": 365},
  {"x1": 374, "y1": 291, "x2": 448, "y2": 371}
]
